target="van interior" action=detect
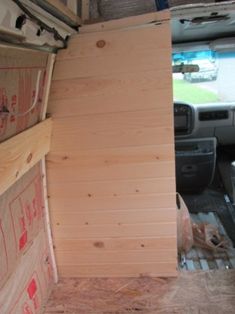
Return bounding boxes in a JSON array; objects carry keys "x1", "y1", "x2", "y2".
[
  {"x1": 172, "y1": 3, "x2": 235, "y2": 270},
  {"x1": 1, "y1": 0, "x2": 235, "y2": 313}
]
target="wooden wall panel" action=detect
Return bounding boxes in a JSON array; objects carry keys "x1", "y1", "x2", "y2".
[
  {"x1": 48, "y1": 193, "x2": 176, "y2": 212},
  {"x1": 58, "y1": 263, "x2": 177, "y2": 277},
  {"x1": 49, "y1": 177, "x2": 175, "y2": 198},
  {"x1": 53, "y1": 237, "x2": 177, "y2": 251},
  {"x1": 56, "y1": 249, "x2": 176, "y2": 264},
  {"x1": 47, "y1": 11, "x2": 177, "y2": 277},
  {"x1": 50, "y1": 208, "x2": 176, "y2": 225},
  {"x1": 53, "y1": 51, "x2": 170, "y2": 80}
]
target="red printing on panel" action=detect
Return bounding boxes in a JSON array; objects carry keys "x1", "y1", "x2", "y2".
[
  {"x1": 9, "y1": 272, "x2": 43, "y2": 314},
  {"x1": 23, "y1": 303, "x2": 33, "y2": 314},
  {"x1": 9, "y1": 173, "x2": 43, "y2": 254},
  {"x1": 19, "y1": 231, "x2": 28, "y2": 251},
  {"x1": 16, "y1": 70, "x2": 32, "y2": 132},
  {"x1": 27, "y1": 278, "x2": 37, "y2": 300}
]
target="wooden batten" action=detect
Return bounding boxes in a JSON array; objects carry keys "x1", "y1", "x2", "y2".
[
  {"x1": 48, "y1": 11, "x2": 177, "y2": 277},
  {"x1": 40, "y1": 53, "x2": 59, "y2": 284},
  {"x1": 0, "y1": 118, "x2": 52, "y2": 196}
]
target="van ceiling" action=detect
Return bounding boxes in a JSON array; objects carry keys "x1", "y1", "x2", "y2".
[
  {"x1": 88, "y1": 1, "x2": 235, "y2": 45},
  {"x1": 171, "y1": 1, "x2": 235, "y2": 44}
]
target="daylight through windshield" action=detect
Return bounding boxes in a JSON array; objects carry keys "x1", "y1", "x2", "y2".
[{"x1": 173, "y1": 50, "x2": 235, "y2": 104}]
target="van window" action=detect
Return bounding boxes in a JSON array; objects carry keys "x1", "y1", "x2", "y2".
[{"x1": 172, "y1": 50, "x2": 235, "y2": 104}]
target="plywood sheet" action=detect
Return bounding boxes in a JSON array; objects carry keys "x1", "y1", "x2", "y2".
[{"x1": 48, "y1": 12, "x2": 176, "y2": 277}]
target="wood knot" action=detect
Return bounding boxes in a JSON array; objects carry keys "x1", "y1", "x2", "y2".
[
  {"x1": 27, "y1": 153, "x2": 33, "y2": 163},
  {"x1": 93, "y1": 241, "x2": 105, "y2": 248},
  {"x1": 96, "y1": 40, "x2": 106, "y2": 48}
]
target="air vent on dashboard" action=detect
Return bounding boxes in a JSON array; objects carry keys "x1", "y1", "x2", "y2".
[
  {"x1": 199, "y1": 110, "x2": 229, "y2": 121},
  {"x1": 174, "y1": 102, "x2": 193, "y2": 136}
]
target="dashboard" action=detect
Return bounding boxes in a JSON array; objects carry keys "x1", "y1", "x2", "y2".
[{"x1": 174, "y1": 101, "x2": 235, "y2": 145}]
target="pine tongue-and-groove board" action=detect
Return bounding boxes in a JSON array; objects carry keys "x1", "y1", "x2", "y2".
[{"x1": 47, "y1": 10, "x2": 177, "y2": 277}]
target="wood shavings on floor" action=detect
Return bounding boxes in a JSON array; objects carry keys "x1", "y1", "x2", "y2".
[{"x1": 44, "y1": 270, "x2": 235, "y2": 314}]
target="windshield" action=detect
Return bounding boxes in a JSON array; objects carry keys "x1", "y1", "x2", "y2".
[{"x1": 172, "y1": 49, "x2": 235, "y2": 104}]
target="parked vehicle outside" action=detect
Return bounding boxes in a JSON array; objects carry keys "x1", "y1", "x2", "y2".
[
  {"x1": 173, "y1": 50, "x2": 235, "y2": 104},
  {"x1": 184, "y1": 59, "x2": 218, "y2": 82}
]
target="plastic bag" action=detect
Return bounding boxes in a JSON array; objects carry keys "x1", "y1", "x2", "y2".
[{"x1": 177, "y1": 194, "x2": 194, "y2": 253}]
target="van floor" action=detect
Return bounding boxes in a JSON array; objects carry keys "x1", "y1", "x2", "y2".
[
  {"x1": 179, "y1": 186, "x2": 235, "y2": 271},
  {"x1": 182, "y1": 188, "x2": 235, "y2": 246},
  {"x1": 44, "y1": 270, "x2": 235, "y2": 314},
  {"x1": 179, "y1": 211, "x2": 235, "y2": 271}
]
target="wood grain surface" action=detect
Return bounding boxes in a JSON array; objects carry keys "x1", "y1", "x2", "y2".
[
  {"x1": 0, "y1": 118, "x2": 52, "y2": 195},
  {"x1": 47, "y1": 12, "x2": 176, "y2": 277}
]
